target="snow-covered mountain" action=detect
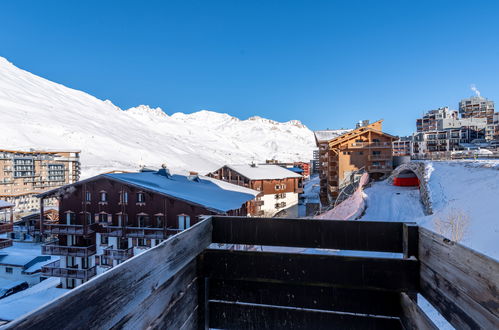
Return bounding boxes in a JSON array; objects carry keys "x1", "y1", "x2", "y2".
[{"x1": 0, "y1": 57, "x2": 316, "y2": 178}]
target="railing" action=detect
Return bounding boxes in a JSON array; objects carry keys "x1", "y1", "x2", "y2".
[
  {"x1": 103, "y1": 246, "x2": 134, "y2": 260},
  {"x1": 102, "y1": 226, "x2": 181, "y2": 239},
  {"x1": 368, "y1": 154, "x2": 393, "y2": 161},
  {"x1": 0, "y1": 223, "x2": 13, "y2": 234},
  {"x1": 43, "y1": 223, "x2": 96, "y2": 236},
  {"x1": 0, "y1": 238, "x2": 13, "y2": 249},
  {"x1": 8, "y1": 217, "x2": 498, "y2": 330},
  {"x1": 41, "y1": 260, "x2": 97, "y2": 281},
  {"x1": 350, "y1": 142, "x2": 392, "y2": 148},
  {"x1": 42, "y1": 241, "x2": 96, "y2": 257}
]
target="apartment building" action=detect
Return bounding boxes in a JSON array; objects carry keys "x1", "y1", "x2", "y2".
[
  {"x1": 0, "y1": 200, "x2": 14, "y2": 249},
  {"x1": 392, "y1": 137, "x2": 413, "y2": 156},
  {"x1": 208, "y1": 164, "x2": 303, "y2": 216},
  {"x1": 314, "y1": 120, "x2": 397, "y2": 205},
  {"x1": 416, "y1": 107, "x2": 458, "y2": 132},
  {"x1": 459, "y1": 96, "x2": 495, "y2": 124},
  {"x1": 38, "y1": 168, "x2": 258, "y2": 289},
  {"x1": 0, "y1": 150, "x2": 80, "y2": 215}
]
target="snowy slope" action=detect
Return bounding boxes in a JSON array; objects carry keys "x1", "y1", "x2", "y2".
[
  {"x1": 361, "y1": 160, "x2": 499, "y2": 260},
  {"x1": 0, "y1": 57, "x2": 316, "y2": 178}
]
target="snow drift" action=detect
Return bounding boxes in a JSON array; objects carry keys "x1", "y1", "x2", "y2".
[{"x1": 0, "y1": 57, "x2": 316, "y2": 178}]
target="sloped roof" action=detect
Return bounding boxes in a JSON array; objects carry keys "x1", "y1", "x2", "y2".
[
  {"x1": 314, "y1": 129, "x2": 352, "y2": 142},
  {"x1": 0, "y1": 200, "x2": 13, "y2": 210},
  {"x1": 100, "y1": 171, "x2": 260, "y2": 213},
  {"x1": 225, "y1": 164, "x2": 302, "y2": 180},
  {"x1": 328, "y1": 127, "x2": 397, "y2": 148}
]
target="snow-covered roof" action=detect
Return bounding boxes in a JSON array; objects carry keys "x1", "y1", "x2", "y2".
[
  {"x1": 0, "y1": 254, "x2": 50, "y2": 268},
  {"x1": 314, "y1": 129, "x2": 351, "y2": 142},
  {"x1": 0, "y1": 200, "x2": 13, "y2": 210},
  {"x1": 225, "y1": 164, "x2": 303, "y2": 180},
  {"x1": 103, "y1": 171, "x2": 259, "y2": 213}
]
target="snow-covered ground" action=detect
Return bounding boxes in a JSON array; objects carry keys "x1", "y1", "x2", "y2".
[
  {"x1": 0, "y1": 277, "x2": 68, "y2": 322},
  {"x1": 0, "y1": 57, "x2": 316, "y2": 178}
]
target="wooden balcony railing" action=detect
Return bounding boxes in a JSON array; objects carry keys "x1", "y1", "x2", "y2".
[
  {"x1": 102, "y1": 226, "x2": 182, "y2": 239},
  {"x1": 0, "y1": 238, "x2": 13, "y2": 249},
  {"x1": 350, "y1": 142, "x2": 392, "y2": 148},
  {"x1": 103, "y1": 246, "x2": 134, "y2": 260},
  {"x1": 0, "y1": 223, "x2": 13, "y2": 234},
  {"x1": 8, "y1": 217, "x2": 498, "y2": 330},
  {"x1": 43, "y1": 223, "x2": 96, "y2": 236},
  {"x1": 41, "y1": 260, "x2": 97, "y2": 281},
  {"x1": 42, "y1": 241, "x2": 96, "y2": 257}
]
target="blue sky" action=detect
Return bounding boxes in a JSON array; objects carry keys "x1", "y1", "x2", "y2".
[{"x1": 1, "y1": 0, "x2": 499, "y2": 135}]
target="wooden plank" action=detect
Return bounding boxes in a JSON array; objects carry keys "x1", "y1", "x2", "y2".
[
  {"x1": 420, "y1": 263, "x2": 499, "y2": 329},
  {"x1": 6, "y1": 218, "x2": 212, "y2": 330},
  {"x1": 402, "y1": 223, "x2": 418, "y2": 258},
  {"x1": 209, "y1": 301, "x2": 402, "y2": 330},
  {"x1": 212, "y1": 216, "x2": 409, "y2": 252},
  {"x1": 209, "y1": 279, "x2": 402, "y2": 317},
  {"x1": 399, "y1": 292, "x2": 438, "y2": 330},
  {"x1": 202, "y1": 249, "x2": 419, "y2": 292},
  {"x1": 419, "y1": 228, "x2": 499, "y2": 318}
]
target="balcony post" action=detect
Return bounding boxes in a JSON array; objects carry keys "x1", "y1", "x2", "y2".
[{"x1": 40, "y1": 197, "x2": 44, "y2": 236}]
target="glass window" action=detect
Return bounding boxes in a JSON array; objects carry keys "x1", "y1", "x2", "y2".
[
  {"x1": 85, "y1": 191, "x2": 91, "y2": 201},
  {"x1": 137, "y1": 192, "x2": 145, "y2": 203},
  {"x1": 100, "y1": 235, "x2": 108, "y2": 245},
  {"x1": 5, "y1": 267, "x2": 13, "y2": 274},
  {"x1": 100, "y1": 192, "x2": 107, "y2": 202}
]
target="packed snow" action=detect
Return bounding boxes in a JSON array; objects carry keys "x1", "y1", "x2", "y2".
[
  {"x1": 362, "y1": 160, "x2": 499, "y2": 259},
  {"x1": 0, "y1": 57, "x2": 316, "y2": 178}
]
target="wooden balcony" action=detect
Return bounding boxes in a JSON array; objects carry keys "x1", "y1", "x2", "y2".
[
  {"x1": 368, "y1": 154, "x2": 393, "y2": 161},
  {"x1": 0, "y1": 223, "x2": 13, "y2": 234},
  {"x1": 102, "y1": 226, "x2": 181, "y2": 239},
  {"x1": 103, "y1": 246, "x2": 134, "y2": 260},
  {"x1": 41, "y1": 260, "x2": 97, "y2": 281},
  {"x1": 368, "y1": 165, "x2": 393, "y2": 172},
  {"x1": 42, "y1": 241, "x2": 96, "y2": 257},
  {"x1": 0, "y1": 238, "x2": 13, "y2": 249},
  {"x1": 43, "y1": 223, "x2": 96, "y2": 236},
  {"x1": 350, "y1": 142, "x2": 392, "y2": 148},
  {"x1": 8, "y1": 216, "x2": 498, "y2": 330}
]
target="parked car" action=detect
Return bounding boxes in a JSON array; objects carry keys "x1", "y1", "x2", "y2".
[{"x1": 0, "y1": 281, "x2": 29, "y2": 299}]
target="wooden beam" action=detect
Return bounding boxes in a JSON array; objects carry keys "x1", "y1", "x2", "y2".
[
  {"x1": 6, "y1": 218, "x2": 213, "y2": 330},
  {"x1": 403, "y1": 223, "x2": 418, "y2": 258},
  {"x1": 209, "y1": 279, "x2": 402, "y2": 317},
  {"x1": 212, "y1": 216, "x2": 411, "y2": 252},
  {"x1": 399, "y1": 292, "x2": 438, "y2": 330},
  {"x1": 209, "y1": 301, "x2": 403, "y2": 330},
  {"x1": 202, "y1": 249, "x2": 419, "y2": 292},
  {"x1": 418, "y1": 227, "x2": 499, "y2": 328}
]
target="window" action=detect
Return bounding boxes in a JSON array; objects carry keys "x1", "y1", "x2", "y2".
[
  {"x1": 99, "y1": 213, "x2": 109, "y2": 224},
  {"x1": 136, "y1": 192, "x2": 145, "y2": 203},
  {"x1": 5, "y1": 267, "x2": 13, "y2": 274},
  {"x1": 120, "y1": 191, "x2": 128, "y2": 204},
  {"x1": 372, "y1": 151, "x2": 381, "y2": 155},
  {"x1": 178, "y1": 214, "x2": 190, "y2": 230},
  {"x1": 359, "y1": 151, "x2": 364, "y2": 155},
  {"x1": 155, "y1": 215, "x2": 163, "y2": 228},
  {"x1": 137, "y1": 214, "x2": 149, "y2": 227},
  {"x1": 117, "y1": 213, "x2": 128, "y2": 226},
  {"x1": 65, "y1": 212, "x2": 76, "y2": 225},
  {"x1": 372, "y1": 138, "x2": 380, "y2": 142},
  {"x1": 85, "y1": 191, "x2": 91, "y2": 202},
  {"x1": 101, "y1": 257, "x2": 110, "y2": 266},
  {"x1": 100, "y1": 191, "x2": 107, "y2": 202},
  {"x1": 85, "y1": 212, "x2": 93, "y2": 225},
  {"x1": 100, "y1": 235, "x2": 108, "y2": 245},
  {"x1": 275, "y1": 184, "x2": 280, "y2": 190},
  {"x1": 137, "y1": 238, "x2": 148, "y2": 247}
]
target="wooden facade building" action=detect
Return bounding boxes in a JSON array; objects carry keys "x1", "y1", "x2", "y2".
[{"x1": 315, "y1": 120, "x2": 397, "y2": 205}]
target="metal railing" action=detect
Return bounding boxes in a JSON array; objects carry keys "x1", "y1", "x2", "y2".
[
  {"x1": 104, "y1": 247, "x2": 134, "y2": 260},
  {"x1": 102, "y1": 226, "x2": 181, "y2": 239},
  {"x1": 43, "y1": 223, "x2": 96, "y2": 236},
  {"x1": 350, "y1": 142, "x2": 392, "y2": 148}
]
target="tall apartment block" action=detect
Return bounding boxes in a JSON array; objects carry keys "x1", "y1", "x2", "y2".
[
  {"x1": 416, "y1": 107, "x2": 458, "y2": 132},
  {"x1": 459, "y1": 96, "x2": 495, "y2": 124},
  {"x1": 0, "y1": 150, "x2": 80, "y2": 215}
]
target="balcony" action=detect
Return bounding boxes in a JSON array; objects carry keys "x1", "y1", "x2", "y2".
[
  {"x1": 368, "y1": 154, "x2": 393, "y2": 161},
  {"x1": 103, "y1": 246, "x2": 134, "y2": 260},
  {"x1": 43, "y1": 223, "x2": 96, "y2": 236},
  {"x1": 368, "y1": 165, "x2": 393, "y2": 172},
  {"x1": 0, "y1": 238, "x2": 13, "y2": 249},
  {"x1": 0, "y1": 223, "x2": 13, "y2": 234},
  {"x1": 102, "y1": 226, "x2": 181, "y2": 239},
  {"x1": 350, "y1": 142, "x2": 392, "y2": 148},
  {"x1": 41, "y1": 260, "x2": 97, "y2": 281},
  {"x1": 42, "y1": 241, "x2": 96, "y2": 257},
  {"x1": 253, "y1": 200, "x2": 264, "y2": 206}
]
